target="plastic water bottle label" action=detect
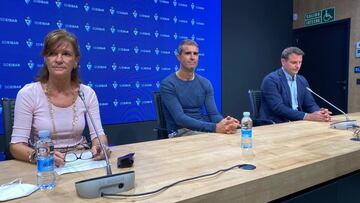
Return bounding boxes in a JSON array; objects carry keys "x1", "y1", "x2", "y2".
[
  {"x1": 37, "y1": 157, "x2": 54, "y2": 172},
  {"x1": 241, "y1": 129, "x2": 252, "y2": 138}
]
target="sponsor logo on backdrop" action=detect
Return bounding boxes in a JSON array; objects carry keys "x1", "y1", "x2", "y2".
[
  {"x1": 154, "y1": 30, "x2": 159, "y2": 38},
  {"x1": 3, "y1": 85, "x2": 22, "y2": 89},
  {"x1": 173, "y1": 0, "x2": 177, "y2": 6},
  {"x1": 133, "y1": 10, "x2": 138, "y2": 18},
  {"x1": 156, "y1": 81, "x2": 160, "y2": 88},
  {"x1": 0, "y1": 17, "x2": 18, "y2": 23},
  {"x1": 113, "y1": 99, "x2": 118, "y2": 107},
  {"x1": 25, "y1": 0, "x2": 31, "y2": 4},
  {"x1": 174, "y1": 65, "x2": 179, "y2": 71},
  {"x1": 173, "y1": 16, "x2": 177, "y2": 23},
  {"x1": 25, "y1": 16, "x2": 32, "y2": 26},
  {"x1": 2, "y1": 63, "x2": 20, "y2": 68},
  {"x1": 86, "y1": 62, "x2": 92, "y2": 70},
  {"x1": 136, "y1": 98, "x2": 141, "y2": 106},
  {"x1": 155, "y1": 64, "x2": 160, "y2": 71},
  {"x1": 85, "y1": 42, "x2": 91, "y2": 51},
  {"x1": 26, "y1": 38, "x2": 33, "y2": 48},
  {"x1": 112, "y1": 81, "x2": 118, "y2": 89},
  {"x1": 191, "y1": 3, "x2": 195, "y2": 9},
  {"x1": 94, "y1": 83, "x2": 108, "y2": 88},
  {"x1": 178, "y1": 2, "x2": 187, "y2": 7},
  {"x1": 173, "y1": 32, "x2": 178, "y2": 39},
  {"x1": 155, "y1": 48, "x2": 159, "y2": 55},
  {"x1": 110, "y1": 26, "x2": 115, "y2": 34},
  {"x1": 0, "y1": 40, "x2": 18, "y2": 46},
  {"x1": 111, "y1": 44, "x2": 116, "y2": 52},
  {"x1": 99, "y1": 102, "x2": 109, "y2": 106},
  {"x1": 57, "y1": 20, "x2": 63, "y2": 28},
  {"x1": 84, "y1": 3, "x2": 90, "y2": 12},
  {"x1": 27, "y1": 60, "x2": 34, "y2": 70},
  {"x1": 87, "y1": 81, "x2": 93, "y2": 88},
  {"x1": 133, "y1": 28, "x2": 138, "y2": 36},
  {"x1": 92, "y1": 6, "x2": 104, "y2": 12},
  {"x1": 55, "y1": 0, "x2": 62, "y2": 8},
  {"x1": 85, "y1": 23, "x2": 91, "y2": 32},
  {"x1": 135, "y1": 81, "x2": 140, "y2": 88},
  {"x1": 134, "y1": 46, "x2": 139, "y2": 54},
  {"x1": 134, "y1": 64, "x2": 139, "y2": 71},
  {"x1": 154, "y1": 13, "x2": 159, "y2": 21},
  {"x1": 109, "y1": 7, "x2": 115, "y2": 15},
  {"x1": 112, "y1": 63, "x2": 117, "y2": 70},
  {"x1": 93, "y1": 64, "x2": 107, "y2": 69}
]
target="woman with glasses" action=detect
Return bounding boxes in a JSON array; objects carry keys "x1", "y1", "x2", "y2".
[{"x1": 9, "y1": 29, "x2": 111, "y2": 167}]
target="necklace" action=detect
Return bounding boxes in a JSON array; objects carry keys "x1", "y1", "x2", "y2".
[{"x1": 44, "y1": 83, "x2": 78, "y2": 140}]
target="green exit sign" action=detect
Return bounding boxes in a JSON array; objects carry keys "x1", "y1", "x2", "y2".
[{"x1": 304, "y1": 7, "x2": 335, "y2": 26}]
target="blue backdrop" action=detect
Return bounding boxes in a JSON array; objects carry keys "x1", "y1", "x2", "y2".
[{"x1": 0, "y1": 0, "x2": 221, "y2": 135}]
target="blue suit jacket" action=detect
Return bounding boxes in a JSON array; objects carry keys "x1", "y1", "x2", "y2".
[{"x1": 259, "y1": 68, "x2": 320, "y2": 123}]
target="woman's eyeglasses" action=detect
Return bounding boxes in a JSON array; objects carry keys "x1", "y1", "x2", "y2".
[{"x1": 64, "y1": 142, "x2": 93, "y2": 162}]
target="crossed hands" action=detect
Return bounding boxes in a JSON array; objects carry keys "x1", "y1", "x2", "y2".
[
  {"x1": 216, "y1": 116, "x2": 240, "y2": 134},
  {"x1": 305, "y1": 108, "x2": 332, "y2": 122}
]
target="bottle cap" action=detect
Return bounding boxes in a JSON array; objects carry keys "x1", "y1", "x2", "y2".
[
  {"x1": 243, "y1": 112, "x2": 250, "y2": 117},
  {"x1": 39, "y1": 130, "x2": 50, "y2": 139}
]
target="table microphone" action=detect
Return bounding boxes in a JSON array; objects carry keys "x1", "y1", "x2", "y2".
[
  {"x1": 306, "y1": 87, "x2": 357, "y2": 130},
  {"x1": 75, "y1": 90, "x2": 135, "y2": 198}
]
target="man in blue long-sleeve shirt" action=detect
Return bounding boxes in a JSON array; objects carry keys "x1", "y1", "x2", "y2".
[{"x1": 160, "y1": 39, "x2": 239, "y2": 136}]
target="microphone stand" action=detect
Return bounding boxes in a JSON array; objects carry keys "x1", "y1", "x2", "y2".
[
  {"x1": 75, "y1": 90, "x2": 135, "y2": 198},
  {"x1": 306, "y1": 87, "x2": 357, "y2": 130},
  {"x1": 79, "y1": 90, "x2": 112, "y2": 175}
]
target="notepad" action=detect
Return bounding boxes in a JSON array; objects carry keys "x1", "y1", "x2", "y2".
[{"x1": 55, "y1": 159, "x2": 107, "y2": 175}]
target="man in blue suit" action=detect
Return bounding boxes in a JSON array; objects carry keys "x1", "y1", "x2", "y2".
[{"x1": 259, "y1": 47, "x2": 332, "y2": 123}]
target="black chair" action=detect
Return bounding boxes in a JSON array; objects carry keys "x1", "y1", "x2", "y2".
[
  {"x1": 1, "y1": 98, "x2": 15, "y2": 160},
  {"x1": 247, "y1": 90, "x2": 274, "y2": 126},
  {"x1": 153, "y1": 92, "x2": 169, "y2": 139}
]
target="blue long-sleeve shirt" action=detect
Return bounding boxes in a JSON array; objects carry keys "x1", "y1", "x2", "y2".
[{"x1": 160, "y1": 73, "x2": 223, "y2": 133}]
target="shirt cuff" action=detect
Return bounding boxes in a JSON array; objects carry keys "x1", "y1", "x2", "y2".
[{"x1": 303, "y1": 113, "x2": 307, "y2": 120}]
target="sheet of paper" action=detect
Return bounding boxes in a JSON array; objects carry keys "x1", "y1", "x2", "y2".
[{"x1": 55, "y1": 159, "x2": 107, "y2": 175}]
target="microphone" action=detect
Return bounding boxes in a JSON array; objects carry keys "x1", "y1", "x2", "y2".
[
  {"x1": 75, "y1": 90, "x2": 135, "y2": 198},
  {"x1": 306, "y1": 87, "x2": 357, "y2": 130}
]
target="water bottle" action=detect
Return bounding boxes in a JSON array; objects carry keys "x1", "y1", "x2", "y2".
[
  {"x1": 241, "y1": 112, "x2": 253, "y2": 149},
  {"x1": 241, "y1": 112, "x2": 256, "y2": 170},
  {"x1": 36, "y1": 130, "x2": 56, "y2": 190}
]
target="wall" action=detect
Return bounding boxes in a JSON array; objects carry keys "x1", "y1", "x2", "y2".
[
  {"x1": 222, "y1": 0, "x2": 293, "y2": 119},
  {"x1": 293, "y1": 0, "x2": 360, "y2": 113}
]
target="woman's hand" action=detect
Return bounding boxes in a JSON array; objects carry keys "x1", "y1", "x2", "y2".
[
  {"x1": 54, "y1": 151, "x2": 65, "y2": 167},
  {"x1": 91, "y1": 145, "x2": 111, "y2": 160}
]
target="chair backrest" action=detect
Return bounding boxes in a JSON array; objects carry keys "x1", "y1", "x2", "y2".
[
  {"x1": 248, "y1": 89, "x2": 262, "y2": 119},
  {"x1": 1, "y1": 98, "x2": 15, "y2": 160},
  {"x1": 153, "y1": 92, "x2": 168, "y2": 139}
]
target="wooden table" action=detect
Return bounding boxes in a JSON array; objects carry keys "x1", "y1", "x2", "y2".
[{"x1": 1, "y1": 113, "x2": 360, "y2": 203}]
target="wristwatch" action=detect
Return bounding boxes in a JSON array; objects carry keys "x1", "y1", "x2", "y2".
[{"x1": 28, "y1": 150, "x2": 36, "y2": 164}]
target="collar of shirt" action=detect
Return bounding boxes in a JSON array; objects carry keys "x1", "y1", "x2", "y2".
[{"x1": 282, "y1": 67, "x2": 297, "y2": 82}]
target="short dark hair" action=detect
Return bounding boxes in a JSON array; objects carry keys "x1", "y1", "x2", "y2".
[
  {"x1": 281, "y1": 47, "x2": 304, "y2": 60},
  {"x1": 36, "y1": 29, "x2": 81, "y2": 84},
  {"x1": 177, "y1": 39, "x2": 199, "y2": 55}
]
